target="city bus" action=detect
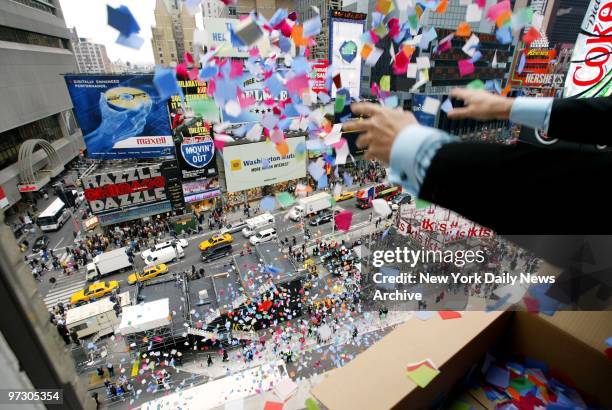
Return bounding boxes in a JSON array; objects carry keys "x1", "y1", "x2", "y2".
[
  {"x1": 355, "y1": 184, "x2": 401, "y2": 209},
  {"x1": 37, "y1": 198, "x2": 70, "y2": 232}
]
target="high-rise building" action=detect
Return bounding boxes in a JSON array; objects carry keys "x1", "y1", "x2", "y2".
[
  {"x1": 546, "y1": 0, "x2": 590, "y2": 45},
  {"x1": 201, "y1": 0, "x2": 224, "y2": 18},
  {"x1": 216, "y1": 0, "x2": 288, "y2": 19},
  {"x1": 68, "y1": 27, "x2": 113, "y2": 73},
  {"x1": 151, "y1": 0, "x2": 196, "y2": 66},
  {"x1": 0, "y1": 0, "x2": 85, "y2": 209},
  {"x1": 294, "y1": 0, "x2": 343, "y2": 59}
]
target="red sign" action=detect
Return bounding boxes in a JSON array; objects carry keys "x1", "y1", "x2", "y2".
[
  {"x1": 311, "y1": 59, "x2": 329, "y2": 94},
  {"x1": 18, "y1": 185, "x2": 39, "y2": 192}
]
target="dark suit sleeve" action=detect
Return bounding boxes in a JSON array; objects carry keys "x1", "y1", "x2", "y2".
[
  {"x1": 547, "y1": 97, "x2": 612, "y2": 144},
  {"x1": 418, "y1": 141, "x2": 612, "y2": 234}
]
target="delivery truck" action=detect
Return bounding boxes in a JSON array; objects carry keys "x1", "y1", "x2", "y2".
[
  {"x1": 288, "y1": 192, "x2": 332, "y2": 221},
  {"x1": 86, "y1": 247, "x2": 133, "y2": 282}
]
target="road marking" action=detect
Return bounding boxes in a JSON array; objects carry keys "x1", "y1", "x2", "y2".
[{"x1": 43, "y1": 281, "x2": 86, "y2": 310}]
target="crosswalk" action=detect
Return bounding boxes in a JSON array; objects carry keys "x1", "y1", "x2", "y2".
[{"x1": 42, "y1": 271, "x2": 86, "y2": 311}]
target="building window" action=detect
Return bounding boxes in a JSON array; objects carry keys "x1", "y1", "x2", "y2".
[
  {"x1": 228, "y1": 7, "x2": 237, "y2": 16},
  {"x1": 0, "y1": 25, "x2": 67, "y2": 49},
  {"x1": 0, "y1": 115, "x2": 63, "y2": 169},
  {"x1": 9, "y1": 0, "x2": 56, "y2": 15}
]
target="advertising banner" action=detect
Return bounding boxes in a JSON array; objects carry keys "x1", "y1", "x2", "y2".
[
  {"x1": 311, "y1": 59, "x2": 329, "y2": 94},
  {"x1": 564, "y1": 0, "x2": 612, "y2": 98},
  {"x1": 65, "y1": 75, "x2": 174, "y2": 159},
  {"x1": 223, "y1": 136, "x2": 307, "y2": 193},
  {"x1": 182, "y1": 178, "x2": 221, "y2": 204},
  {"x1": 329, "y1": 10, "x2": 366, "y2": 98},
  {"x1": 222, "y1": 75, "x2": 293, "y2": 124},
  {"x1": 169, "y1": 80, "x2": 219, "y2": 181},
  {"x1": 521, "y1": 0, "x2": 612, "y2": 150},
  {"x1": 201, "y1": 18, "x2": 249, "y2": 58},
  {"x1": 82, "y1": 163, "x2": 184, "y2": 217}
]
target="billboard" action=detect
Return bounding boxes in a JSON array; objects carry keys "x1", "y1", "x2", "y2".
[
  {"x1": 82, "y1": 162, "x2": 184, "y2": 219},
  {"x1": 223, "y1": 136, "x2": 307, "y2": 193},
  {"x1": 65, "y1": 75, "x2": 174, "y2": 159},
  {"x1": 564, "y1": 0, "x2": 612, "y2": 98},
  {"x1": 222, "y1": 74, "x2": 293, "y2": 123},
  {"x1": 329, "y1": 10, "x2": 366, "y2": 98},
  {"x1": 201, "y1": 18, "x2": 249, "y2": 58},
  {"x1": 169, "y1": 80, "x2": 219, "y2": 181},
  {"x1": 520, "y1": 0, "x2": 612, "y2": 150}
]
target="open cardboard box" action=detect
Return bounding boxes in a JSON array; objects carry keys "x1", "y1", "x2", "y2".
[{"x1": 310, "y1": 311, "x2": 612, "y2": 409}]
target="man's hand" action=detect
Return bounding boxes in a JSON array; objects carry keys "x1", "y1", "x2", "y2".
[
  {"x1": 342, "y1": 103, "x2": 418, "y2": 164},
  {"x1": 448, "y1": 88, "x2": 514, "y2": 121}
]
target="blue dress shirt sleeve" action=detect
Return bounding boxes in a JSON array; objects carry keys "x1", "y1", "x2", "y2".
[
  {"x1": 510, "y1": 97, "x2": 554, "y2": 131},
  {"x1": 388, "y1": 124, "x2": 458, "y2": 196}
]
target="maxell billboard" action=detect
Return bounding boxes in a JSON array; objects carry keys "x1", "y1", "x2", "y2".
[{"x1": 64, "y1": 75, "x2": 174, "y2": 159}]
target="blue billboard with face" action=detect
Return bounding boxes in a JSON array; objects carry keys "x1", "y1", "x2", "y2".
[{"x1": 65, "y1": 75, "x2": 175, "y2": 159}]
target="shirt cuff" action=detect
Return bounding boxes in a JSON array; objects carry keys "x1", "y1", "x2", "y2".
[
  {"x1": 510, "y1": 97, "x2": 554, "y2": 131},
  {"x1": 388, "y1": 124, "x2": 455, "y2": 196}
]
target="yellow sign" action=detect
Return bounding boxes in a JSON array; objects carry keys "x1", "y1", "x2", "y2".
[{"x1": 230, "y1": 159, "x2": 242, "y2": 171}]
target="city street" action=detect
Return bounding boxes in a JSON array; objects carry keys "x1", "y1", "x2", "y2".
[{"x1": 35, "y1": 195, "x2": 378, "y2": 312}]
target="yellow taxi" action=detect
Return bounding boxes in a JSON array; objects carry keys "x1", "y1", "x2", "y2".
[
  {"x1": 127, "y1": 263, "x2": 168, "y2": 285},
  {"x1": 199, "y1": 233, "x2": 233, "y2": 251},
  {"x1": 334, "y1": 191, "x2": 355, "y2": 202},
  {"x1": 70, "y1": 281, "x2": 119, "y2": 305}
]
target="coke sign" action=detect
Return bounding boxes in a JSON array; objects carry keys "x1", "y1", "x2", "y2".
[{"x1": 564, "y1": 0, "x2": 612, "y2": 98}]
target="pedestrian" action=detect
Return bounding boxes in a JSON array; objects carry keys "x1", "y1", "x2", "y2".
[
  {"x1": 91, "y1": 392, "x2": 99, "y2": 409},
  {"x1": 107, "y1": 362, "x2": 114, "y2": 377},
  {"x1": 97, "y1": 367, "x2": 105, "y2": 378},
  {"x1": 207, "y1": 354, "x2": 213, "y2": 367},
  {"x1": 222, "y1": 350, "x2": 228, "y2": 362}
]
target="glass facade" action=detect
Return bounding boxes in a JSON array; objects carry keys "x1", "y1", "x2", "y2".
[
  {"x1": 0, "y1": 115, "x2": 64, "y2": 169},
  {"x1": 0, "y1": 25, "x2": 69, "y2": 49}
]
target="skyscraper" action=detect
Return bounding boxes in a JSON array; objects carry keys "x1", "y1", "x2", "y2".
[
  {"x1": 151, "y1": 0, "x2": 196, "y2": 65},
  {"x1": 0, "y1": 0, "x2": 84, "y2": 208},
  {"x1": 68, "y1": 28, "x2": 113, "y2": 73}
]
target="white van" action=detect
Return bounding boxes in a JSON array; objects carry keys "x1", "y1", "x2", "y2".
[
  {"x1": 249, "y1": 228, "x2": 277, "y2": 245},
  {"x1": 242, "y1": 213, "x2": 275, "y2": 238},
  {"x1": 144, "y1": 245, "x2": 184, "y2": 266}
]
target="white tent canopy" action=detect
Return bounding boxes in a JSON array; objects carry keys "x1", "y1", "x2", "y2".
[{"x1": 117, "y1": 298, "x2": 170, "y2": 335}]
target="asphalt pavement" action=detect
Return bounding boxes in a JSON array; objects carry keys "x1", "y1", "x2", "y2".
[{"x1": 36, "y1": 196, "x2": 376, "y2": 312}]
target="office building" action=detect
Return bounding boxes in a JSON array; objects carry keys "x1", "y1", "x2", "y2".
[
  {"x1": 68, "y1": 27, "x2": 113, "y2": 73},
  {"x1": 151, "y1": 0, "x2": 196, "y2": 65},
  {"x1": 0, "y1": 0, "x2": 84, "y2": 210},
  {"x1": 294, "y1": 0, "x2": 343, "y2": 59}
]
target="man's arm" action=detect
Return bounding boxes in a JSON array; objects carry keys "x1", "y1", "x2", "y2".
[
  {"x1": 449, "y1": 89, "x2": 612, "y2": 145},
  {"x1": 547, "y1": 97, "x2": 612, "y2": 144},
  {"x1": 419, "y1": 141, "x2": 612, "y2": 234}
]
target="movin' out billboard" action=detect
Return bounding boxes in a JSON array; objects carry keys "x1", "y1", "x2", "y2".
[
  {"x1": 64, "y1": 75, "x2": 174, "y2": 159},
  {"x1": 223, "y1": 136, "x2": 306, "y2": 193}
]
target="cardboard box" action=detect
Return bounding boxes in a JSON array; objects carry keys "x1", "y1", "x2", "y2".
[{"x1": 310, "y1": 311, "x2": 612, "y2": 410}]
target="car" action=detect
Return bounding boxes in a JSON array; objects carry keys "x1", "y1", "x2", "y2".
[
  {"x1": 334, "y1": 191, "x2": 355, "y2": 202},
  {"x1": 127, "y1": 263, "x2": 168, "y2": 285},
  {"x1": 249, "y1": 228, "x2": 277, "y2": 245},
  {"x1": 70, "y1": 281, "x2": 119, "y2": 305},
  {"x1": 220, "y1": 221, "x2": 247, "y2": 235},
  {"x1": 141, "y1": 239, "x2": 188, "y2": 260},
  {"x1": 201, "y1": 243, "x2": 232, "y2": 262},
  {"x1": 287, "y1": 206, "x2": 305, "y2": 222},
  {"x1": 199, "y1": 233, "x2": 233, "y2": 251},
  {"x1": 32, "y1": 235, "x2": 49, "y2": 252},
  {"x1": 309, "y1": 209, "x2": 341, "y2": 226}
]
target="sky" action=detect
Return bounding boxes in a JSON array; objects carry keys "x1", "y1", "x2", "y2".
[{"x1": 59, "y1": 0, "x2": 203, "y2": 65}]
